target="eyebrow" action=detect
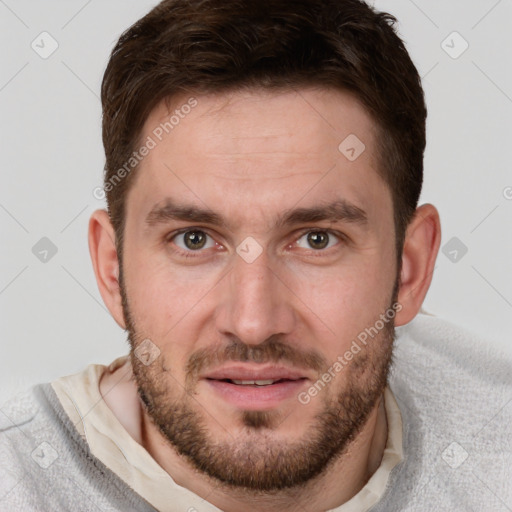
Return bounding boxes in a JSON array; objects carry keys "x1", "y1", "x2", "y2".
[
  {"x1": 144, "y1": 198, "x2": 368, "y2": 230},
  {"x1": 277, "y1": 200, "x2": 368, "y2": 228},
  {"x1": 145, "y1": 200, "x2": 226, "y2": 229}
]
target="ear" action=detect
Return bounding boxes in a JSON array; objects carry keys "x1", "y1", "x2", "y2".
[
  {"x1": 88, "y1": 209, "x2": 126, "y2": 329},
  {"x1": 394, "y1": 203, "x2": 441, "y2": 326}
]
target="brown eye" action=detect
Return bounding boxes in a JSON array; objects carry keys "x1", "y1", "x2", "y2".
[
  {"x1": 307, "y1": 231, "x2": 329, "y2": 249},
  {"x1": 295, "y1": 230, "x2": 340, "y2": 251},
  {"x1": 173, "y1": 230, "x2": 215, "y2": 252},
  {"x1": 184, "y1": 231, "x2": 207, "y2": 250}
]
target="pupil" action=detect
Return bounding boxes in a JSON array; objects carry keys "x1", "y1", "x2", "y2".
[
  {"x1": 308, "y1": 232, "x2": 328, "y2": 249},
  {"x1": 185, "y1": 231, "x2": 206, "y2": 250}
]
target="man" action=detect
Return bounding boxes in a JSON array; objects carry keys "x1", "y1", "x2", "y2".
[{"x1": 1, "y1": 0, "x2": 511, "y2": 511}]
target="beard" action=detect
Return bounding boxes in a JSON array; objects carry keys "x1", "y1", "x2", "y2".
[{"x1": 119, "y1": 269, "x2": 396, "y2": 492}]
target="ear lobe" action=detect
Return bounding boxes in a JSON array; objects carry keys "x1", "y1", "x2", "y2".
[
  {"x1": 88, "y1": 209, "x2": 126, "y2": 329},
  {"x1": 395, "y1": 204, "x2": 441, "y2": 327}
]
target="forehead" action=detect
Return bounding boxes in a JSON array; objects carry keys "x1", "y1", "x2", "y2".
[
  {"x1": 126, "y1": 87, "x2": 391, "y2": 231},
  {"x1": 144, "y1": 87, "x2": 376, "y2": 159}
]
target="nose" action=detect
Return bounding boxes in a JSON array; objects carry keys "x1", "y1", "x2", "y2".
[{"x1": 214, "y1": 249, "x2": 296, "y2": 346}]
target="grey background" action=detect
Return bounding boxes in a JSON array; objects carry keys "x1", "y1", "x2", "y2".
[{"x1": 1, "y1": 0, "x2": 511, "y2": 404}]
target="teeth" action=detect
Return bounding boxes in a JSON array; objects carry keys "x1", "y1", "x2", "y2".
[{"x1": 231, "y1": 379, "x2": 277, "y2": 386}]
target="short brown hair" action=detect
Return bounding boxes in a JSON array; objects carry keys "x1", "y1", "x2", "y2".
[{"x1": 101, "y1": 0, "x2": 426, "y2": 262}]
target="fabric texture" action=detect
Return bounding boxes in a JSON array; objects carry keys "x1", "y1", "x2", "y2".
[
  {"x1": 375, "y1": 314, "x2": 512, "y2": 511},
  {"x1": 1, "y1": 313, "x2": 511, "y2": 511},
  {"x1": 0, "y1": 383, "x2": 157, "y2": 511}
]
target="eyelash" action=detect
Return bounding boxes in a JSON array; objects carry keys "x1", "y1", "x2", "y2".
[{"x1": 167, "y1": 228, "x2": 346, "y2": 259}]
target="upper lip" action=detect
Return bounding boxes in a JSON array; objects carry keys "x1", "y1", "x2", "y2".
[{"x1": 202, "y1": 364, "x2": 311, "y2": 382}]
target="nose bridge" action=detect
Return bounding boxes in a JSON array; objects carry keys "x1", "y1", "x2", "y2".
[
  {"x1": 216, "y1": 250, "x2": 295, "y2": 345},
  {"x1": 236, "y1": 254, "x2": 274, "y2": 307}
]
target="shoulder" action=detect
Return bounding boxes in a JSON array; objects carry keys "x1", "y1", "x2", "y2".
[
  {"x1": 391, "y1": 313, "x2": 512, "y2": 443},
  {"x1": 382, "y1": 314, "x2": 512, "y2": 510},
  {"x1": 0, "y1": 385, "x2": 59, "y2": 510},
  {"x1": 0, "y1": 383, "x2": 156, "y2": 512},
  {"x1": 391, "y1": 313, "x2": 512, "y2": 406}
]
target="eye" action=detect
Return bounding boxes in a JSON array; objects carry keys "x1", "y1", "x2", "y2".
[
  {"x1": 173, "y1": 230, "x2": 216, "y2": 251},
  {"x1": 295, "y1": 230, "x2": 340, "y2": 250}
]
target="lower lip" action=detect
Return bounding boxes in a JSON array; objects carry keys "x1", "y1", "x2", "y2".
[{"x1": 204, "y1": 379, "x2": 307, "y2": 410}]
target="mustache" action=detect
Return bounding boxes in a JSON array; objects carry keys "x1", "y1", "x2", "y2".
[{"x1": 185, "y1": 335, "x2": 327, "y2": 379}]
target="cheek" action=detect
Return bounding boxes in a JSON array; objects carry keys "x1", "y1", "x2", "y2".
[
  {"x1": 123, "y1": 253, "x2": 220, "y2": 342},
  {"x1": 291, "y1": 257, "x2": 395, "y2": 344}
]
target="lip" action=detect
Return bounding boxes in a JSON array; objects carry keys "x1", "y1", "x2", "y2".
[
  {"x1": 203, "y1": 364, "x2": 310, "y2": 382},
  {"x1": 201, "y1": 364, "x2": 311, "y2": 411}
]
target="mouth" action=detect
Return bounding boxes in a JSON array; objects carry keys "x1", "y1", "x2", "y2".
[
  {"x1": 201, "y1": 365, "x2": 310, "y2": 410},
  {"x1": 207, "y1": 377, "x2": 306, "y2": 386}
]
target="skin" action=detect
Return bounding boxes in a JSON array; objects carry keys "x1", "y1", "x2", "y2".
[{"x1": 89, "y1": 87, "x2": 441, "y2": 511}]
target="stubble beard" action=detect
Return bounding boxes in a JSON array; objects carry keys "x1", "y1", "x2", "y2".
[{"x1": 119, "y1": 271, "x2": 396, "y2": 491}]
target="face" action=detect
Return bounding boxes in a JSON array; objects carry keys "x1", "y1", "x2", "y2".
[{"x1": 119, "y1": 88, "x2": 398, "y2": 490}]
